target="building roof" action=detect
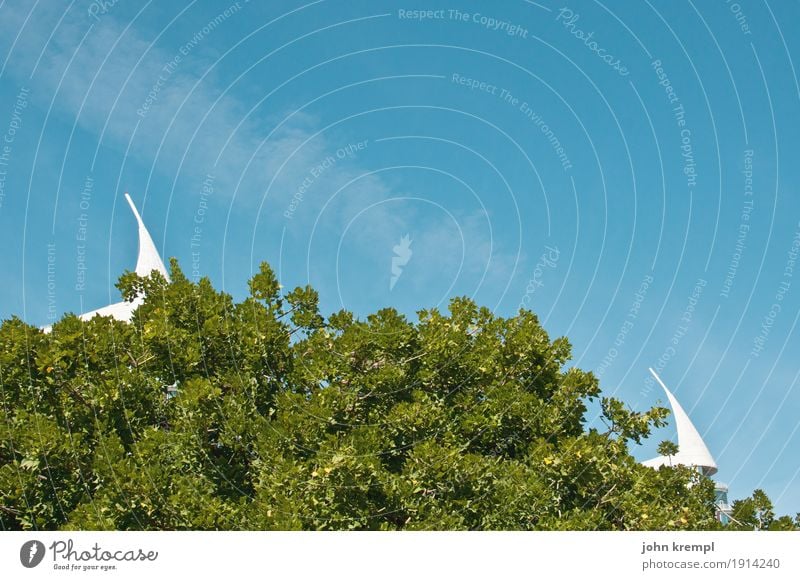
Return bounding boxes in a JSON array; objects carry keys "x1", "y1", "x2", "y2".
[{"x1": 642, "y1": 368, "x2": 718, "y2": 476}]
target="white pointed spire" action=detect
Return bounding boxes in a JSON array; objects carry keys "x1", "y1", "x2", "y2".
[
  {"x1": 41, "y1": 192, "x2": 169, "y2": 332},
  {"x1": 125, "y1": 193, "x2": 170, "y2": 281},
  {"x1": 642, "y1": 368, "x2": 718, "y2": 476}
]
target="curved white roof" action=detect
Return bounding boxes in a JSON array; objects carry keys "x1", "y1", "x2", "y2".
[
  {"x1": 42, "y1": 193, "x2": 169, "y2": 331},
  {"x1": 642, "y1": 368, "x2": 718, "y2": 476}
]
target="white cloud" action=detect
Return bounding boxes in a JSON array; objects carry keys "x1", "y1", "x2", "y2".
[{"x1": 0, "y1": 1, "x2": 522, "y2": 308}]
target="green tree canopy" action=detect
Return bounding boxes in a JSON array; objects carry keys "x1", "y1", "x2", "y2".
[
  {"x1": 727, "y1": 489, "x2": 798, "y2": 531},
  {"x1": 0, "y1": 261, "x2": 794, "y2": 530}
]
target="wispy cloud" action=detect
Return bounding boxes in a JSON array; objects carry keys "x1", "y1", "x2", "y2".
[
  {"x1": 0, "y1": 1, "x2": 321, "y2": 201},
  {"x1": 0, "y1": 1, "x2": 521, "y2": 309}
]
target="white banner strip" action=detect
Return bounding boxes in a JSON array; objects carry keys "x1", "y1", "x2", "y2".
[{"x1": 2, "y1": 531, "x2": 798, "y2": 579}]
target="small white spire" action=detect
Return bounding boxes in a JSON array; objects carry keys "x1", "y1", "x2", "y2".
[
  {"x1": 642, "y1": 368, "x2": 718, "y2": 476},
  {"x1": 42, "y1": 192, "x2": 170, "y2": 332},
  {"x1": 125, "y1": 193, "x2": 170, "y2": 281}
]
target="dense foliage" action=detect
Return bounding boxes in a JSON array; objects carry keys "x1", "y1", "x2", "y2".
[
  {"x1": 727, "y1": 489, "x2": 800, "y2": 531},
  {"x1": 0, "y1": 261, "x2": 794, "y2": 530}
]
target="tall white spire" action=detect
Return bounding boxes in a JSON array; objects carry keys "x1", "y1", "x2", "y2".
[
  {"x1": 642, "y1": 368, "x2": 718, "y2": 476},
  {"x1": 125, "y1": 192, "x2": 170, "y2": 280},
  {"x1": 42, "y1": 193, "x2": 169, "y2": 331}
]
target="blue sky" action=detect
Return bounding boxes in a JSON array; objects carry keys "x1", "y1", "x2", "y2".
[{"x1": 1, "y1": 0, "x2": 799, "y2": 514}]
